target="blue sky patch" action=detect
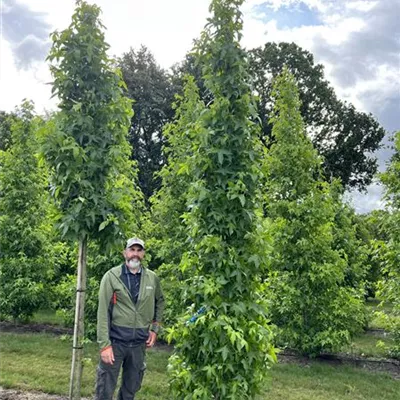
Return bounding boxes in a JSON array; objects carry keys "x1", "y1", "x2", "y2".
[{"x1": 254, "y1": 1, "x2": 322, "y2": 29}]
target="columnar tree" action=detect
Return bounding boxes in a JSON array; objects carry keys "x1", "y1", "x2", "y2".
[
  {"x1": 146, "y1": 76, "x2": 205, "y2": 327},
  {"x1": 42, "y1": 2, "x2": 142, "y2": 398},
  {"x1": 0, "y1": 101, "x2": 50, "y2": 320},
  {"x1": 168, "y1": 1, "x2": 276, "y2": 398},
  {"x1": 379, "y1": 130, "x2": 400, "y2": 357},
  {"x1": 356, "y1": 210, "x2": 390, "y2": 298},
  {"x1": 263, "y1": 69, "x2": 365, "y2": 356}
]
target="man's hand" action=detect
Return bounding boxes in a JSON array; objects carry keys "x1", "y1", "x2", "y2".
[
  {"x1": 100, "y1": 346, "x2": 115, "y2": 365},
  {"x1": 146, "y1": 331, "x2": 157, "y2": 348}
]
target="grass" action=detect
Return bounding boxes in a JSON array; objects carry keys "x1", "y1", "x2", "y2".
[
  {"x1": 1, "y1": 308, "x2": 67, "y2": 326},
  {"x1": 343, "y1": 331, "x2": 394, "y2": 358},
  {"x1": 28, "y1": 306, "x2": 398, "y2": 353},
  {"x1": 31, "y1": 309, "x2": 66, "y2": 326},
  {"x1": 1, "y1": 331, "x2": 399, "y2": 400}
]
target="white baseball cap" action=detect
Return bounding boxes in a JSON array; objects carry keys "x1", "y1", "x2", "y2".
[{"x1": 126, "y1": 237, "x2": 145, "y2": 249}]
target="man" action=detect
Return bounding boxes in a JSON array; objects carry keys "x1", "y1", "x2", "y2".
[{"x1": 95, "y1": 237, "x2": 164, "y2": 400}]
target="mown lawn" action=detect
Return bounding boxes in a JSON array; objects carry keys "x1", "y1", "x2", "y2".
[
  {"x1": 31, "y1": 308, "x2": 66, "y2": 326},
  {"x1": 342, "y1": 331, "x2": 394, "y2": 358},
  {"x1": 0, "y1": 331, "x2": 399, "y2": 400}
]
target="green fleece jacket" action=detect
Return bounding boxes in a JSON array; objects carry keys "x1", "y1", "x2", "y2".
[{"x1": 97, "y1": 264, "x2": 164, "y2": 350}]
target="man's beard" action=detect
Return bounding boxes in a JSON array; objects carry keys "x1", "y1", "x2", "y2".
[{"x1": 127, "y1": 258, "x2": 141, "y2": 270}]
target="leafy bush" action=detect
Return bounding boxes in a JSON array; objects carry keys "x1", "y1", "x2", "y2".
[{"x1": 0, "y1": 102, "x2": 53, "y2": 320}]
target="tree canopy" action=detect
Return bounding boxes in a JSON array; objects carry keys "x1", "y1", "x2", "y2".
[
  {"x1": 379, "y1": 130, "x2": 400, "y2": 357},
  {"x1": 43, "y1": 0, "x2": 141, "y2": 247},
  {"x1": 0, "y1": 110, "x2": 16, "y2": 152},
  {"x1": 119, "y1": 46, "x2": 176, "y2": 204}
]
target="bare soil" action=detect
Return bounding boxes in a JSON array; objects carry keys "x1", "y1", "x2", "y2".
[
  {"x1": 0, "y1": 388, "x2": 91, "y2": 400},
  {"x1": 0, "y1": 321, "x2": 72, "y2": 336},
  {"x1": 0, "y1": 388, "x2": 69, "y2": 400}
]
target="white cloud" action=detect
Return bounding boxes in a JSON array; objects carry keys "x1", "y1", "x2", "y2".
[
  {"x1": 346, "y1": 0, "x2": 379, "y2": 12},
  {"x1": 1, "y1": 0, "x2": 211, "y2": 112},
  {"x1": 27, "y1": 0, "x2": 210, "y2": 68},
  {"x1": 348, "y1": 181, "x2": 385, "y2": 214},
  {"x1": 0, "y1": 38, "x2": 55, "y2": 113}
]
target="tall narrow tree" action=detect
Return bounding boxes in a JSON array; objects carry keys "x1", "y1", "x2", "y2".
[
  {"x1": 168, "y1": 1, "x2": 276, "y2": 398},
  {"x1": 43, "y1": 2, "x2": 141, "y2": 398},
  {"x1": 146, "y1": 76, "x2": 205, "y2": 326},
  {"x1": 263, "y1": 68, "x2": 365, "y2": 356}
]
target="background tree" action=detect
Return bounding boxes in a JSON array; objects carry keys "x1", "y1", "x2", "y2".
[
  {"x1": 0, "y1": 101, "x2": 50, "y2": 320},
  {"x1": 0, "y1": 110, "x2": 16, "y2": 151},
  {"x1": 354, "y1": 210, "x2": 390, "y2": 298},
  {"x1": 263, "y1": 68, "x2": 365, "y2": 356},
  {"x1": 378, "y1": 130, "x2": 400, "y2": 358},
  {"x1": 43, "y1": 1, "x2": 142, "y2": 397},
  {"x1": 249, "y1": 42, "x2": 385, "y2": 190},
  {"x1": 331, "y1": 199, "x2": 368, "y2": 293},
  {"x1": 168, "y1": 1, "x2": 276, "y2": 398},
  {"x1": 119, "y1": 46, "x2": 176, "y2": 204}
]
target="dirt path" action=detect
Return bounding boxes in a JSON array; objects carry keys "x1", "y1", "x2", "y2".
[
  {"x1": 0, "y1": 388, "x2": 69, "y2": 400},
  {"x1": 0, "y1": 321, "x2": 72, "y2": 336}
]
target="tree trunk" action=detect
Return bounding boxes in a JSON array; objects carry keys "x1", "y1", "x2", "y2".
[{"x1": 69, "y1": 236, "x2": 88, "y2": 400}]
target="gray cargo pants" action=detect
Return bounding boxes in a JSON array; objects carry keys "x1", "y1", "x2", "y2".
[{"x1": 94, "y1": 341, "x2": 146, "y2": 400}]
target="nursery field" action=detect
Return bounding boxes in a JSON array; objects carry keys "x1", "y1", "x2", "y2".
[
  {"x1": 1, "y1": 0, "x2": 399, "y2": 399},
  {"x1": 0, "y1": 329, "x2": 399, "y2": 400}
]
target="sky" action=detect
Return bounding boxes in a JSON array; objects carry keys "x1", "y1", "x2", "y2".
[{"x1": 0, "y1": 0, "x2": 399, "y2": 213}]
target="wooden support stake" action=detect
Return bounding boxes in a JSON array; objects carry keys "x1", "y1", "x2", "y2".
[{"x1": 69, "y1": 236, "x2": 87, "y2": 400}]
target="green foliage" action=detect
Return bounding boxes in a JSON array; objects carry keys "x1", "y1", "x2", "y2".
[
  {"x1": 52, "y1": 245, "x2": 123, "y2": 339},
  {"x1": 248, "y1": 42, "x2": 385, "y2": 191},
  {"x1": 176, "y1": 42, "x2": 385, "y2": 191},
  {"x1": 378, "y1": 131, "x2": 400, "y2": 356},
  {"x1": 0, "y1": 110, "x2": 16, "y2": 151},
  {"x1": 119, "y1": 46, "x2": 177, "y2": 204},
  {"x1": 145, "y1": 76, "x2": 205, "y2": 330},
  {"x1": 42, "y1": 0, "x2": 142, "y2": 249},
  {"x1": 331, "y1": 199, "x2": 368, "y2": 292},
  {"x1": 263, "y1": 69, "x2": 365, "y2": 356},
  {"x1": 54, "y1": 274, "x2": 99, "y2": 339},
  {"x1": 354, "y1": 211, "x2": 391, "y2": 298},
  {"x1": 167, "y1": 1, "x2": 276, "y2": 398},
  {"x1": 0, "y1": 102, "x2": 51, "y2": 320}
]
